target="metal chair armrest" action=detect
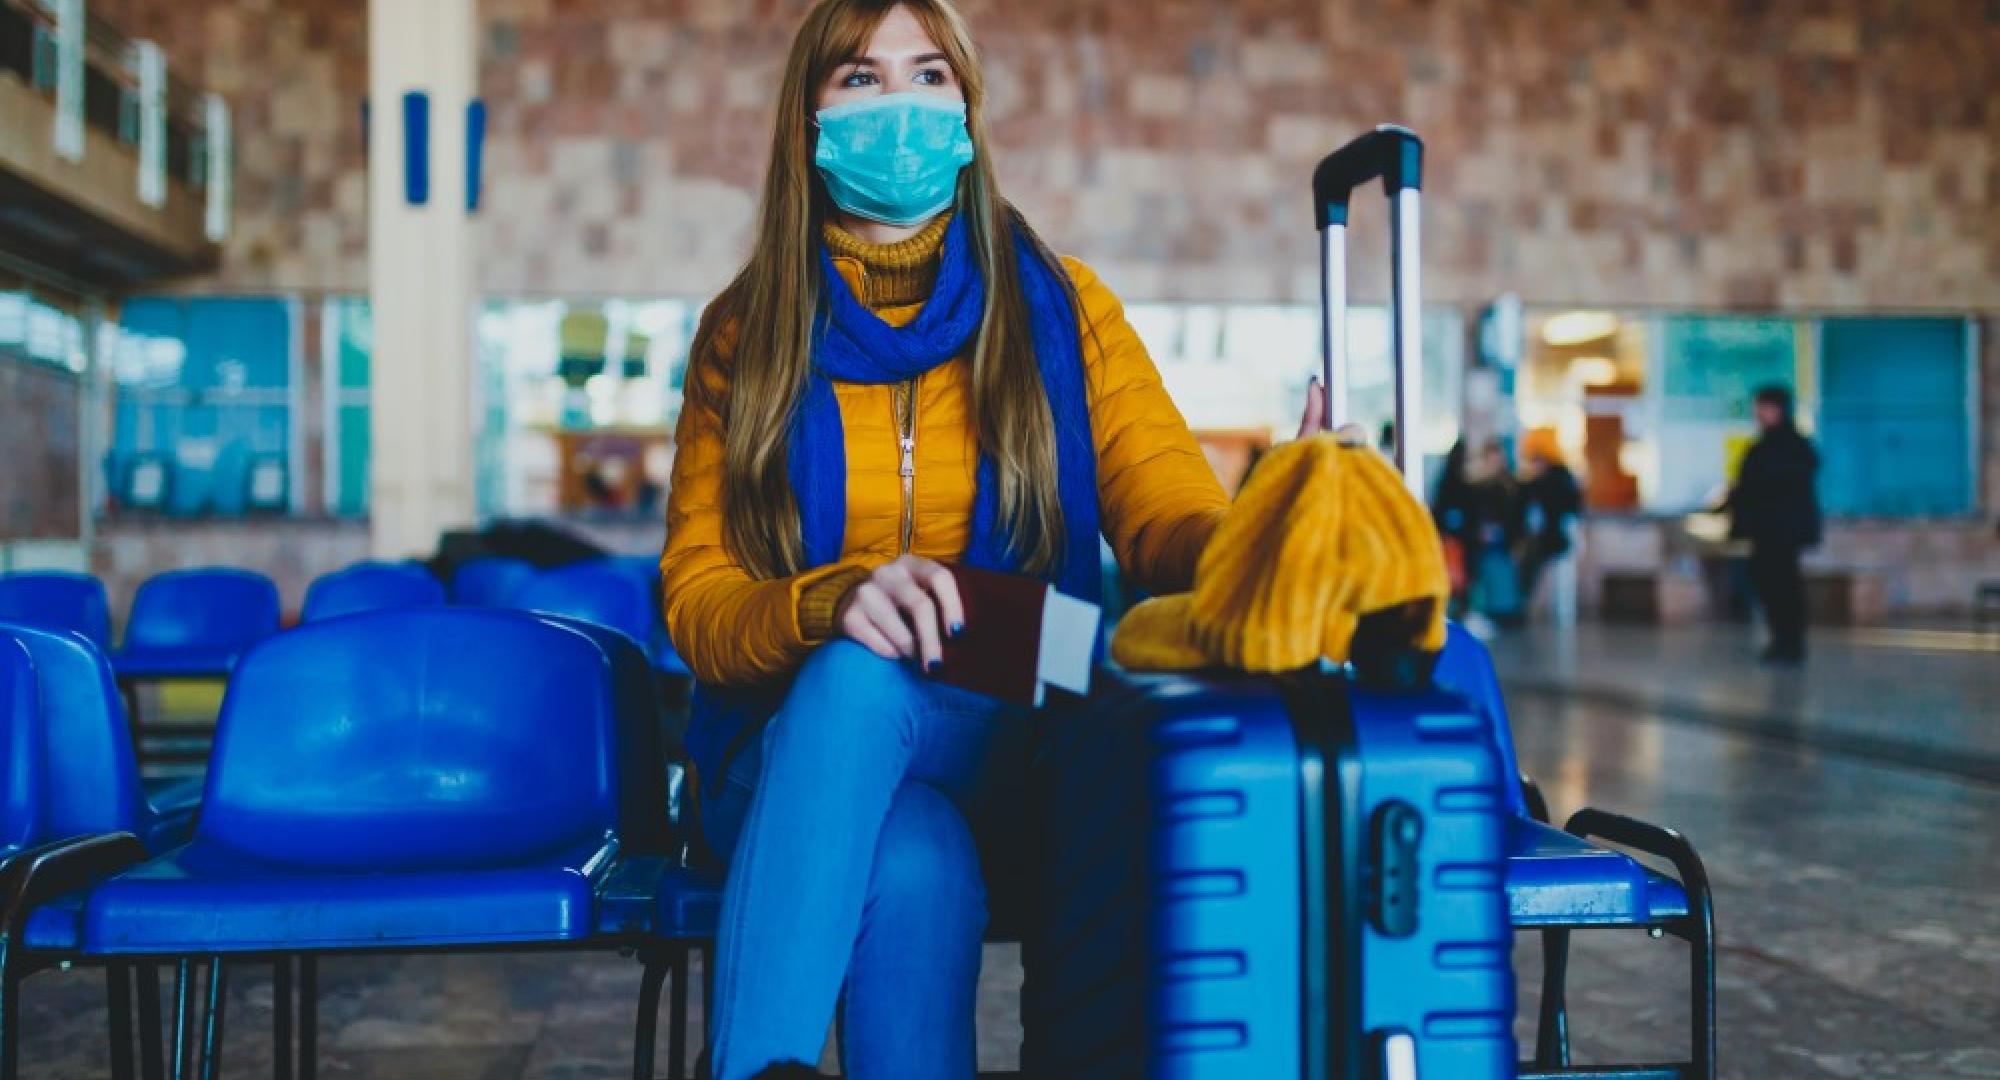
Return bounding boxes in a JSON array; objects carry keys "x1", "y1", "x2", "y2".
[
  {"x1": 1, "y1": 832, "x2": 150, "y2": 932},
  {"x1": 1565, "y1": 808, "x2": 1713, "y2": 918}
]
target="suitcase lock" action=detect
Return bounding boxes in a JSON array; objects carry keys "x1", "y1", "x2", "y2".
[{"x1": 1366, "y1": 800, "x2": 1423, "y2": 937}]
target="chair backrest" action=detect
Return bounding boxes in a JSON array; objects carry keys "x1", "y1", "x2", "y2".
[
  {"x1": 197, "y1": 608, "x2": 638, "y2": 870},
  {"x1": 0, "y1": 624, "x2": 145, "y2": 839},
  {"x1": 0, "y1": 636, "x2": 44, "y2": 851},
  {"x1": 529, "y1": 613, "x2": 671, "y2": 856},
  {"x1": 450, "y1": 556, "x2": 537, "y2": 607},
  {"x1": 0, "y1": 571, "x2": 113, "y2": 649},
  {"x1": 302, "y1": 562, "x2": 447, "y2": 623},
  {"x1": 124, "y1": 568, "x2": 281, "y2": 653},
  {"x1": 1433, "y1": 622, "x2": 1529, "y2": 818},
  {"x1": 600, "y1": 556, "x2": 690, "y2": 674},
  {"x1": 513, "y1": 561, "x2": 655, "y2": 650}
]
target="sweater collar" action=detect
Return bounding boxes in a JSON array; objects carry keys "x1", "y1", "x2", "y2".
[{"x1": 822, "y1": 213, "x2": 953, "y2": 308}]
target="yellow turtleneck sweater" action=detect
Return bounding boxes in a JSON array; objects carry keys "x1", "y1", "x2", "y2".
[{"x1": 821, "y1": 212, "x2": 952, "y2": 308}]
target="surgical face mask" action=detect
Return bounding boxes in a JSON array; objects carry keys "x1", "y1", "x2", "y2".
[{"x1": 814, "y1": 92, "x2": 975, "y2": 227}]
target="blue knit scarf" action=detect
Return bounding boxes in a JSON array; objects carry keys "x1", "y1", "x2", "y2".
[
  {"x1": 789, "y1": 214, "x2": 1103, "y2": 602},
  {"x1": 685, "y1": 216, "x2": 1102, "y2": 782}
]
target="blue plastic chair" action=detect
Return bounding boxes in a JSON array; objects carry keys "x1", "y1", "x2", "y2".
[
  {"x1": 606, "y1": 555, "x2": 691, "y2": 676},
  {"x1": 516, "y1": 562, "x2": 655, "y2": 649},
  {"x1": 1435, "y1": 625, "x2": 1715, "y2": 1080},
  {"x1": 0, "y1": 572, "x2": 112, "y2": 651},
  {"x1": 112, "y1": 569, "x2": 281, "y2": 681},
  {"x1": 1, "y1": 625, "x2": 207, "y2": 1080},
  {"x1": 449, "y1": 556, "x2": 537, "y2": 607},
  {"x1": 300, "y1": 562, "x2": 445, "y2": 623},
  {"x1": 520, "y1": 559, "x2": 691, "y2": 677},
  {"x1": 79, "y1": 607, "x2": 677, "y2": 1076}
]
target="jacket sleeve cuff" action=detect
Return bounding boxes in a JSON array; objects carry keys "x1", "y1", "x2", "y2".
[{"x1": 796, "y1": 565, "x2": 873, "y2": 642}]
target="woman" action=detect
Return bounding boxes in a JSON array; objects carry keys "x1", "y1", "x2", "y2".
[{"x1": 661, "y1": 2, "x2": 1317, "y2": 1075}]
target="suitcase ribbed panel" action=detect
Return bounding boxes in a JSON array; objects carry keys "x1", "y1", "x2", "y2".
[
  {"x1": 1351, "y1": 687, "x2": 1517, "y2": 1076},
  {"x1": 1149, "y1": 684, "x2": 1305, "y2": 1079}
]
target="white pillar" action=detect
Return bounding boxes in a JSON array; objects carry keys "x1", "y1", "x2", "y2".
[{"x1": 367, "y1": 0, "x2": 478, "y2": 559}]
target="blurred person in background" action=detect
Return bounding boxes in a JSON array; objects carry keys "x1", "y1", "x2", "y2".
[
  {"x1": 1512, "y1": 428, "x2": 1581, "y2": 620},
  {"x1": 1434, "y1": 438, "x2": 1520, "y2": 634},
  {"x1": 1468, "y1": 440, "x2": 1523, "y2": 628},
  {"x1": 1723, "y1": 384, "x2": 1821, "y2": 664},
  {"x1": 1432, "y1": 439, "x2": 1474, "y2": 617}
]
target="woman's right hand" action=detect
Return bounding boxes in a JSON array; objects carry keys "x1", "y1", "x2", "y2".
[{"x1": 835, "y1": 554, "x2": 966, "y2": 669}]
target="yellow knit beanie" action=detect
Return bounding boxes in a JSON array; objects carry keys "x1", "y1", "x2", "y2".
[{"x1": 1111, "y1": 434, "x2": 1449, "y2": 673}]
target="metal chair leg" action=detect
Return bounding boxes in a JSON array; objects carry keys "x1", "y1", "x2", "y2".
[
  {"x1": 138, "y1": 963, "x2": 165, "y2": 1080},
  {"x1": 1563, "y1": 808, "x2": 1720, "y2": 1080},
  {"x1": 700, "y1": 943, "x2": 717, "y2": 1078},
  {"x1": 0, "y1": 936, "x2": 19, "y2": 1080},
  {"x1": 1689, "y1": 895, "x2": 1717, "y2": 1080},
  {"x1": 632, "y1": 951, "x2": 667, "y2": 1080},
  {"x1": 198, "y1": 957, "x2": 226, "y2": 1080},
  {"x1": 1533, "y1": 927, "x2": 1571, "y2": 1068},
  {"x1": 272, "y1": 958, "x2": 292, "y2": 1080},
  {"x1": 172, "y1": 959, "x2": 194, "y2": 1080},
  {"x1": 109, "y1": 963, "x2": 136, "y2": 1080},
  {"x1": 667, "y1": 946, "x2": 689, "y2": 1080},
  {"x1": 296, "y1": 957, "x2": 316, "y2": 1080}
]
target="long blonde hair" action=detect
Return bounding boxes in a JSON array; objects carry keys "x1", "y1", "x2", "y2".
[{"x1": 688, "y1": 0, "x2": 1068, "y2": 581}]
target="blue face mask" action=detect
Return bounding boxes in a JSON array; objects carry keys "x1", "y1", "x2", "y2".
[{"x1": 814, "y1": 92, "x2": 975, "y2": 227}]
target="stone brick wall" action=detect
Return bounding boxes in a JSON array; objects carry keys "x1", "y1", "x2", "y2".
[
  {"x1": 105, "y1": 0, "x2": 2000, "y2": 311},
  {"x1": 0, "y1": 357, "x2": 82, "y2": 541},
  {"x1": 471, "y1": 0, "x2": 2000, "y2": 309},
  {"x1": 88, "y1": 0, "x2": 369, "y2": 292}
]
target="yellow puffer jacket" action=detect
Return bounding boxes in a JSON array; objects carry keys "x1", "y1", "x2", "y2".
[{"x1": 661, "y1": 253, "x2": 1228, "y2": 687}]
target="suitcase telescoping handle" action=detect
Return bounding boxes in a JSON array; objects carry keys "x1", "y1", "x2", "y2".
[{"x1": 1313, "y1": 125, "x2": 1426, "y2": 497}]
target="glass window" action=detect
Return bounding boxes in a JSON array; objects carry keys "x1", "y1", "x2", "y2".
[
  {"x1": 1818, "y1": 318, "x2": 1975, "y2": 517},
  {"x1": 1649, "y1": 316, "x2": 1804, "y2": 512},
  {"x1": 1519, "y1": 311, "x2": 1812, "y2": 513},
  {"x1": 0, "y1": 290, "x2": 86, "y2": 372},
  {"x1": 476, "y1": 298, "x2": 695, "y2": 520},
  {"x1": 1129, "y1": 300, "x2": 1463, "y2": 492},
  {"x1": 323, "y1": 297, "x2": 371, "y2": 516},
  {"x1": 106, "y1": 297, "x2": 294, "y2": 517}
]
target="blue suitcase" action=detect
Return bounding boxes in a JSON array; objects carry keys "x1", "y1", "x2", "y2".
[
  {"x1": 1025, "y1": 128, "x2": 1512, "y2": 1078},
  {"x1": 1029, "y1": 667, "x2": 1516, "y2": 1079}
]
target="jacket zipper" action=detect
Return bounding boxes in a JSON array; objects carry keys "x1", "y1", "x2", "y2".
[{"x1": 896, "y1": 378, "x2": 917, "y2": 554}]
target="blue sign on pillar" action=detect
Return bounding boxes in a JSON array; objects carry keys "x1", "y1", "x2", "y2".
[
  {"x1": 466, "y1": 99, "x2": 486, "y2": 212},
  {"x1": 403, "y1": 91, "x2": 430, "y2": 206}
]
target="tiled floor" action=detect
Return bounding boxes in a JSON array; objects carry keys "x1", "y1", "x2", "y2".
[{"x1": 18, "y1": 623, "x2": 2000, "y2": 1078}]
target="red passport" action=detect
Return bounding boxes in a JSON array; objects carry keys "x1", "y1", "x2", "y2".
[{"x1": 929, "y1": 565, "x2": 1101, "y2": 707}]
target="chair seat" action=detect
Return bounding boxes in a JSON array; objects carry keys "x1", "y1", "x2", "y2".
[
  {"x1": 1507, "y1": 819, "x2": 1689, "y2": 927},
  {"x1": 653, "y1": 863, "x2": 723, "y2": 938},
  {"x1": 23, "y1": 891, "x2": 84, "y2": 951},
  {"x1": 84, "y1": 838, "x2": 618, "y2": 954},
  {"x1": 112, "y1": 647, "x2": 243, "y2": 680}
]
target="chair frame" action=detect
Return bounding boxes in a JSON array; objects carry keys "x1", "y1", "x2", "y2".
[
  {"x1": 0, "y1": 833, "x2": 160, "y2": 1080},
  {"x1": 1514, "y1": 781, "x2": 1717, "y2": 1080}
]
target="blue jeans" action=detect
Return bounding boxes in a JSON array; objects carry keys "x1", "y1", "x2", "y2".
[{"x1": 701, "y1": 640, "x2": 1031, "y2": 1080}]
